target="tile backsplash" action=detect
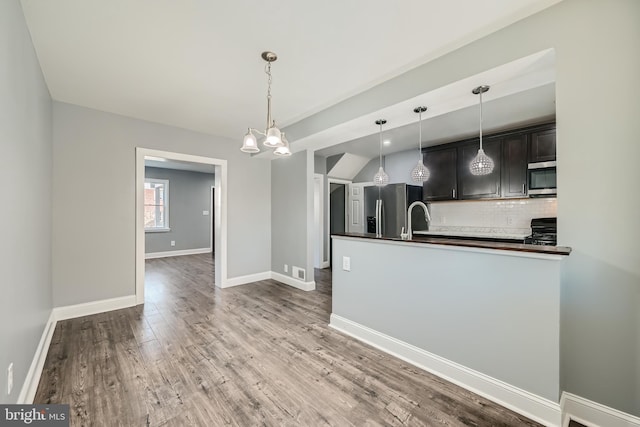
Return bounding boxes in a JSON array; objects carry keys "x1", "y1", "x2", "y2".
[{"x1": 428, "y1": 198, "x2": 557, "y2": 235}]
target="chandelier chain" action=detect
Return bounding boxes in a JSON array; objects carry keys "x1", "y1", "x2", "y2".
[{"x1": 265, "y1": 62, "x2": 272, "y2": 100}]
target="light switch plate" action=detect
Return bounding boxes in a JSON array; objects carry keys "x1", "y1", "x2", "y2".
[
  {"x1": 342, "y1": 256, "x2": 351, "y2": 271},
  {"x1": 203, "y1": 210, "x2": 210, "y2": 215}
]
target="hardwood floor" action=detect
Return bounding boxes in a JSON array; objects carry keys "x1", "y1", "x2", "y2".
[{"x1": 35, "y1": 253, "x2": 544, "y2": 426}]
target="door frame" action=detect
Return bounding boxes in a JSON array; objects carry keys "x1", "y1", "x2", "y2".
[
  {"x1": 313, "y1": 174, "x2": 325, "y2": 269},
  {"x1": 136, "y1": 148, "x2": 228, "y2": 304},
  {"x1": 210, "y1": 185, "x2": 215, "y2": 253},
  {"x1": 327, "y1": 178, "x2": 351, "y2": 266}
]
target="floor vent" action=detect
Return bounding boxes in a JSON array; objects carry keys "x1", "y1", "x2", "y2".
[{"x1": 292, "y1": 266, "x2": 306, "y2": 281}]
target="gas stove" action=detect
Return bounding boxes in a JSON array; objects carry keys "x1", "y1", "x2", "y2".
[{"x1": 525, "y1": 217, "x2": 557, "y2": 246}]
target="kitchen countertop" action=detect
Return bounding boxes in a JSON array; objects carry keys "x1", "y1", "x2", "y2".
[
  {"x1": 413, "y1": 230, "x2": 530, "y2": 240},
  {"x1": 331, "y1": 232, "x2": 571, "y2": 256}
]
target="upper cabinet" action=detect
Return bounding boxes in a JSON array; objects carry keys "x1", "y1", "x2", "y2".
[
  {"x1": 457, "y1": 137, "x2": 502, "y2": 199},
  {"x1": 529, "y1": 126, "x2": 556, "y2": 163},
  {"x1": 422, "y1": 122, "x2": 555, "y2": 202},
  {"x1": 422, "y1": 146, "x2": 457, "y2": 201},
  {"x1": 501, "y1": 134, "x2": 528, "y2": 198}
]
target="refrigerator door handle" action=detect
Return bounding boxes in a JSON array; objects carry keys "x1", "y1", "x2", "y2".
[{"x1": 375, "y1": 199, "x2": 382, "y2": 237}]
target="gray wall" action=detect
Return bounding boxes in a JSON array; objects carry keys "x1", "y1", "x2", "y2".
[
  {"x1": 0, "y1": 0, "x2": 53, "y2": 404},
  {"x1": 53, "y1": 102, "x2": 271, "y2": 307},
  {"x1": 144, "y1": 167, "x2": 215, "y2": 254},
  {"x1": 288, "y1": 0, "x2": 640, "y2": 415},
  {"x1": 353, "y1": 150, "x2": 418, "y2": 184},
  {"x1": 272, "y1": 150, "x2": 314, "y2": 281},
  {"x1": 332, "y1": 237, "x2": 561, "y2": 401}
]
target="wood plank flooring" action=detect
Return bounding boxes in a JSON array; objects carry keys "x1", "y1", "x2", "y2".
[{"x1": 35, "y1": 254, "x2": 545, "y2": 426}]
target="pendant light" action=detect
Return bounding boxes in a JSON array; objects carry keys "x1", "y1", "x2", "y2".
[
  {"x1": 469, "y1": 85, "x2": 494, "y2": 175},
  {"x1": 241, "y1": 51, "x2": 287, "y2": 153},
  {"x1": 373, "y1": 120, "x2": 389, "y2": 186},
  {"x1": 273, "y1": 132, "x2": 292, "y2": 157},
  {"x1": 411, "y1": 106, "x2": 430, "y2": 183}
]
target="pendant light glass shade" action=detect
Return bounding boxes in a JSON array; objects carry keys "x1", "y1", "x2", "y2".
[
  {"x1": 241, "y1": 129, "x2": 259, "y2": 153},
  {"x1": 470, "y1": 85, "x2": 494, "y2": 176},
  {"x1": 264, "y1": 125, "x2": 283, "y2": 148},
  {"x1": 411, "y1": 160, "x2": 430, "y2": 182},
  {"x1": 373, "y1": 119, "x2": 389, "y2": 187},
  {"x1": 411, "y1": 106, "x2": 430, "y2": 183},
  {"x1": 470, "y1": 148, "x2": 494, "y2": 175},
  {"x1": 373, "y1": 166, "x2": 389, "y2": 186},
  {"x1": 273, "y1": 133, "x2": 292, "y2": 156}
]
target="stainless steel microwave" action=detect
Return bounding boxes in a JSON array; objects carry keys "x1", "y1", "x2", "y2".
[{"x1": 528, "y1": 161, "x2": 557, "y2": 196}]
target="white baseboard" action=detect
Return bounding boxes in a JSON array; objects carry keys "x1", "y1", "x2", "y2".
[
  {"x1": 271, "y1": 272, "x2": 316, "y2": 291},
  {"x1": 17, "y1": 311, "x2": 56, "y2": 404},
  {"x1": 561, "y1": 392, "x2": 640, "y2": 427},
  {"x1": 329, "y1": 314, "x2": 561, "y2": 427},
  {"x1": 145, "y1": 247, "x2": 211, "y2": 259},
  {"x1": 53, "y1": 295, "x2": 137, "y2": 321},
  {"x1": 321, "y1": 261, "x2": 330, "y2": 269},
  {"x1": 222, "y1": 271, "x2": 272, "y2": 288}
]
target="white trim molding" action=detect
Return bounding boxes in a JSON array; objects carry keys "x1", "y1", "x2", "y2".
[
  {"x1": 17, "y1": 311, "x2": 56, "y2": 404},
  {"x1": 54, "y1": 295, "x2": 137, "y2": 321},
  {"x1": 223, "y1": 271, "x2": 272, "y2": 288},
  {"x1": 145, "y1": 247, "x2": 211, "y2": 259},
  {"x1": 136, "y1": 148, "x2": 228, "y2": 303},
  {"x1": 271, "y1": 272, "x2": 316, "y2": 291},
  {"x1": 329, "y1": 314, "x2": 561, "y2": 427},
  {"x1": 561, "y1": 393, "x2": 640, "y2": 427}
]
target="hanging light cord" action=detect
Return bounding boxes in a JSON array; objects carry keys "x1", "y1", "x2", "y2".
[
  {"x1": 265, "y1": 62, "x2": 273, "y2": 129},
  {"x1": 479, "y1": 90, "x2": 484, "y2": 150},
  {"x1": 418, "y1": 109, "x2": 423, "y2": 158},
  {"x1": 379, "y1": 122, "x2": 384, "y2": 168}
]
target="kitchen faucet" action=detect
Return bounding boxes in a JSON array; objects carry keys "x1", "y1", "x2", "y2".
[{"x1": 407, "y1": 201, "x2": 431, "y2": 240}]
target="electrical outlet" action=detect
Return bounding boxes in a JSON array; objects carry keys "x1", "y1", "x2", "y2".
[
  {"x1": 7, "y1": 363, "x2": 13, "y2": 395},
  {"x1": 507, "y1": 217, "x2": 513, "y2": 226},
  {"x1": 202, "y1": 210, "x2": 209, "y2": 216},
  {"x1": 284, "y1": 264, "x2": 288, "y2": 273},
  {"x1": 170, "y1": 241, "x2": 176, "y2": 247},
  {"x1": 342, "y1": 256, "x2": 351, "y2": 272}
]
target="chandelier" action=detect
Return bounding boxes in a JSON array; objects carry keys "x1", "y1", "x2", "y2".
[{"x1": 240, "y1": 51, "x2": 291, "y2": 156}]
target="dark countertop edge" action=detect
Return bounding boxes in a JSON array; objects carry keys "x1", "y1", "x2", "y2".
[{"x1": 331, "y1": 232, "x2": 572, "y2": 256}]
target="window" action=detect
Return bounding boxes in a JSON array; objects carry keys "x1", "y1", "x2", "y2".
[{"x1": 144, "y1": 178, "x2": 169, "y2": 231}]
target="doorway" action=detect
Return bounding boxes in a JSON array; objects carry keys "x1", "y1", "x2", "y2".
[
  {"x1": 327, "y1": 178, "x2": 350, "y2": 267},
  {"x1": 135, "y1": 148, "x2": 228, "y2": 305}
]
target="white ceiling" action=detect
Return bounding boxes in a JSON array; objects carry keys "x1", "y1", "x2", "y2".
[
  {"x1": 315, "y1": 83, "x2": 556, "y2": 159},
  {"x1": 21, "y1": 0, "x2": 561, "y2": 143},
  {"x1": 297, "y1": 47, "x2": 556, "y2": 159}
]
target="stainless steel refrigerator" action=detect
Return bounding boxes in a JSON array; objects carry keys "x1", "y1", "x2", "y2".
[{"x1": 364, "y1": 184, "x2": 428, "y2": 238}]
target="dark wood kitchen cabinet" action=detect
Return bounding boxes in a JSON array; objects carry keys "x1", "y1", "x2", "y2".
[
  {"x1": 457, "y1": 137, "x2": 502, "y2": 199},
  {"x1": 422, "y1": 146, "x2": 457, "y2": 201},
  {"x1": 501, "y1": 134, "x2": 528, "y2": 198},
  {"x1": 529, "y1": 126, "x2": 556, "y2": 163}
]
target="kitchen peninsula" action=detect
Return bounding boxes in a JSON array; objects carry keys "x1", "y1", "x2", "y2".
[{"x1": 329, "y1": 232, "x2": 571, "y2": 425}]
